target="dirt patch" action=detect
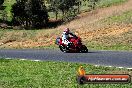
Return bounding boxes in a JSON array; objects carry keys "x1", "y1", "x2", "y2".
[
  {"x1": 0, "y1": 0, "x2": 132, "y2": 49},
  {"x1": 0, "y1": 28, "x2": 62, "y2": 48},
  {"x1": 0, "y1": 41, "x2": 54, "y2": 49},
  {"x1": 57, "y1": 0, "x2": 132, "y2": 31},
  {"x1": 0, "y1": 24, "x2": 131, "y2": 49},
  {"x1": 76, "y1": 24, "x2": 132, "y2": 41}
]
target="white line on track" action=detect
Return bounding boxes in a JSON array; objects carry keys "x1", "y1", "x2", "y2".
[
  {"x1": 4, "y1": 58, "x2": 132, "y2": 69},
  {"x1": 5, "y1": 58, "x2": 11, "y2": 59},
  {"x1": 20, "y1": 59, "x2": 26, "y2": 60},
  {"x1": 33, "y1": 60, "x2": 41, "y2": 62}
]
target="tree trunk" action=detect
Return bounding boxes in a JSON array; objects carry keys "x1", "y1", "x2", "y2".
[
  {"x1": 77, "y1": 3, "x2": 80, "y2": 13},
  {"x1": 62, "y1": 10, "x2": 64, "y2": 20},
  {"x1": 55, "y1": 11, "x2": 58, "y2": 20}
]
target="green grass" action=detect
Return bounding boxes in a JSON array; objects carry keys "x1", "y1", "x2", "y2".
[
  {"x1": 0, "y1": 29, "x2": 36, "y2": 42},
  {"x1": 0, "y1": 58, "x2": 132, "y2": 88},
  {"x1": 0, "y1": 28, "x2": 61, "y2": 49},
  {"x1": 97, "y1": 0, "x2": 127, "y2": 8},
  {"x1": 79, "y1": 0, "x2": 127, "y2": 12},
  {"x1": 48, "y1": 0, "x2": 128, "y2": 19},
  {"x1": 0, "y1": 28, "x2": 131, "y2": 50},
  {"x1": 0, "y1": 0, "x2": 128, "y2": 21},
  {"x1": 87, "y1": 30, "x2": 132, "y2": 51},
  {"x1": 0, "y1": 18, "x2": 132, "y2": 51},
  {"x1": 102, "y1": 10, "x2": 132, "y2": 24},
  {"x1": 85, "y1": 10, "x2": 132, "y2": 51},
  {"x1": 87, "y1": 43, "x2": 132, "y2": 51},
  {"x1": 86, "y1": 33, "x2": 132, "y2": 51},
  {"x1": 0, "y1": 0, "x2": 131, "y2": 50},
  {"x1": 0, "y1": 0, "x2": 16, "y2": 21}
]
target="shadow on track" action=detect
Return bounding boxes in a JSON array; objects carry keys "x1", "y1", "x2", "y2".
[{"x1": 61, "y1": 51, "x2": 98, "y2": 54}]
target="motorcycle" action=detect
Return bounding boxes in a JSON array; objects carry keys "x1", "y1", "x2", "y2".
[{"x1": 55, "y1": 35, "x2": 88, "y2": 53}]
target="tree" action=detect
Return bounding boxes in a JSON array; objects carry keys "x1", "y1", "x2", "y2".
[
  {"x1": 32, "y1": 0, "x2": 49, "y2": 27},
  {"x1": 48, "y1": 0, "x2": 59, "y2": 20},
  {"x1": 11, "y1": 0, "x2": 49, "y2": 29},
  {"x1": 0, "y1": 0, "x2": 4, "y2": 7},
  {"x1": 12, "y1": 0, "x2": 31, "y2": 27},
  {"x1": 48, "y1": 0, "x2": 78, "y2": 21},
  {"x1": 58, "y1": 0, "x2": 76, "y2": 16},
  {"x1": 0, "y1": 0, "x2": 5, "y2": 20},
  {"x1": 86, "y1": 0, "x2": 99, "y2": 10}
]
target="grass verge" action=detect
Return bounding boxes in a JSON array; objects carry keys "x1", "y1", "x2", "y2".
[
  {"x1": 0, "y1": 0, "x2": 131, "y2": 50},
  {"x1": 101, "y1": 10, "x2": 132, "y2": 24},
  {"x1": 0, "y1": 58, "x2": 132, "y2": 88},
  {"x1": 80, "y1": 10, "x2": 132, "y2": 51},
  {"x1": 87, "y1": 43, "x2": 132, "y2": 51},
  {"x1": 97, "y1": 0, "x2": 128, "y2": 8}
]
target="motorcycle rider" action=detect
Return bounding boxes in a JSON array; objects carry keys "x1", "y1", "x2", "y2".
[{"x1": 62, "y1": 28, "x2": 76, "y2": 48}]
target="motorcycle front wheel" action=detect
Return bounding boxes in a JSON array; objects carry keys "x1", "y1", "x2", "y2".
[
  {"x1": 59, "y1": 45, "x2": 68, "y2": 53},
  {"x1": 80, "y1": 45, "x2": 88, "y2": 53}
]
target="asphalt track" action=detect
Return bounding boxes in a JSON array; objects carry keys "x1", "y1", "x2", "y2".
[{"x1": 0, "y1": 49, "x2": 132, "y2": 68}]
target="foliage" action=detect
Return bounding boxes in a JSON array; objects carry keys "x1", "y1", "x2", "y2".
[
  {"x1": 0, "y1": 59, "x2": 131, "y2": 88},
  {"x1": 0, "y1": 0, "x2": 4, "y2": 7},
  {"x1": 11, "y1": 0, "x2": 49, "y2": 29},
  {"x1": 97, "y1": 0, "x2": 127, "y2": 8},
  {"x1": 0, "y1": 0, "x2": 128, "y2": 29},
  {"x1": 47, "y1": 0, "x2": 80, "y2": 21},
  {"x1": 47, "y1": 0, "x2": 99, "y2": 21}
]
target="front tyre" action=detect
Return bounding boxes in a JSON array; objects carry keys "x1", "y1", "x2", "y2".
[
  {"x1": 59, "y1": 45, "x2": 68, "y2": 53},
  {"x1": 80, "y1": 45, "x2": 88, "y2": 53}
]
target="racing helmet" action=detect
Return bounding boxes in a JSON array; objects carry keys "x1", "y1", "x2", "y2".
[{"x1": 64, "y1": 28, "x2": 70, "y2": 34}]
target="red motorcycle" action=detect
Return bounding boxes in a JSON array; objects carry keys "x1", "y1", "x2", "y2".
[{"x1": 55, "y1": 36, "x2": 88, "y2": 53}]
